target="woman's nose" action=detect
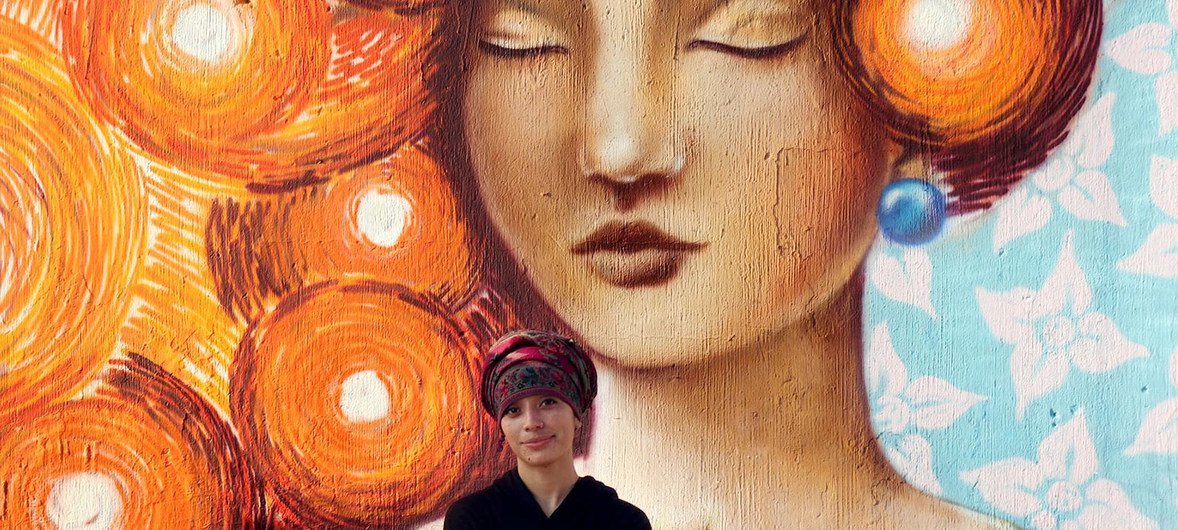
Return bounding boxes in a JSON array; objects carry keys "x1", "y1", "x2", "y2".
[
  {"x1": 579, "y1": 41, "x2": 682, "y2": 192},
  {"x1": 523, "y1": 408, "x2": 544, "y2": 429}
]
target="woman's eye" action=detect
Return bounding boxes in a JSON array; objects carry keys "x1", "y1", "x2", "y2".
[
  {"x1": 687, "y1": 34, "x2": 808, "y2": 60},
  {"x1": 505, "y1": 407, "x2": 520, "y2": 416},
  {"x1": 478, "y1": 40, "x2": 568, "y2": 59},
  {"x1": 541, "y1": 398, "x2": 557, "y2": 406}
]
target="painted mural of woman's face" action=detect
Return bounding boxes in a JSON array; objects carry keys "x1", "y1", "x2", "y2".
[{"x1": 463, "y1": 0, "x2": 894, "y2": 368}]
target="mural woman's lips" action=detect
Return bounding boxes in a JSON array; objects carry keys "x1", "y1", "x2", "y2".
[{"x1": 571, "y1": 221, "x2": 707, "y2": 288}]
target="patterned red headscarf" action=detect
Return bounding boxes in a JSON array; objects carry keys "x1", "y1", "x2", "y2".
[{"x1": 480, "y1": 330, "x2": 597, "y2": 420}]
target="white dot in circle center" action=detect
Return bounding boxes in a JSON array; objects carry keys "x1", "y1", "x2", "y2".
[
  {"x1": 356, "y1": 190, "x2": 413, "y2": 248},
  {"x1": 905, "y1": 0, "x2": 973, "y2": 50},
  {"x1": 171, "y1": 4, "x2": 233, "y2": 62},
  {"x1": 46, "y1": 472, "x2": 123, "y2": 530},
  {"x1": 340, "y1": 370, "x2": 392, "y2": 423}
]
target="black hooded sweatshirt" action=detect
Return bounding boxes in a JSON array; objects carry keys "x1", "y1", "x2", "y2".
[{"x1": 443, "y1": 468, "x2": 651, "y2": 530}]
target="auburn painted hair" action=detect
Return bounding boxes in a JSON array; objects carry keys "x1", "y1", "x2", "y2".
[{"x1": 829, "y1": 0, "x2": 1103, "y2": 213}]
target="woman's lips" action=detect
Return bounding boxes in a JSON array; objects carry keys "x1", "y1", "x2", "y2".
[
  {"x1": 521, "y1": 436, "x2": 554, "y2": 449},
  {"x1": 571, "y1": 221, "x2": 707, "y2": 288}
]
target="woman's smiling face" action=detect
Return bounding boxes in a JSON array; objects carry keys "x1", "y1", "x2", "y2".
[{"x1": 463, "y1": 0, "x2": 894, "y2": 367}]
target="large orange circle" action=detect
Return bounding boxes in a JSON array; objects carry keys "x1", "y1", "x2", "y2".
[
  {"x1": 231, "y1": 280, "x2": 511, "y2": 527},
  {"x1": 0, "y1": 19, "x2": 147, "y2": 420},
  {"x1": 294, "y1": 145, "x2": 477, "y2": 295},
  {"x1": 62, "y1": 0, "x2": 332, "y2": 183},
  {"x1": 832, "y1": 0, "x2": 1102, "y2": 211},
  {"x1": 63, "y1": 1, "x2": 442, "y2": 188},
  {"x1": 244, "y1": 7, "x2": 441, "y2": 188},
  {"x1": 0, "y1": 355, "x2": 265, "y2": 527},
  {"x1": 205, "y1": 144, "x2": 477, "y2": 321},
  {"x1": 847, "y1": 0, "x2": 1054, "y2": 144}
]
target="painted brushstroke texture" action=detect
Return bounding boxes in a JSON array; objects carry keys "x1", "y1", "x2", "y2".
[
  {"x1": 4, "y1": 0, "x2": 1175, "y2": 527},
  {"x1": 205, "y1": 144, "x2": 475, "y2": 322},
  {"x1": 0, "y1": 17, "x2": 147, "y2": 423},
  {"x1": 832, "y1": 0, "x2": 1103, "y2": 213},
  {"x1": 0, "y1": 354, "x2": 265, "y2": 527},
  {"x1": 61, "y1": 0, "x2": 438, "y2": 188},
  {"x1": 231, "y1": 280, "x2": 512, "y2": 528}
]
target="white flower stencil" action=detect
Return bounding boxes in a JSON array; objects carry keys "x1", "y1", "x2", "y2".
[
  {"x1": 866, "y1": 324, "x2": 987, "y2": 494},
  {"x1": 978, "y1": 232, "x2": 1149, "y2": 417},
  {"x1": 1106, "y1": 0, "x2": 1178, "y2": 136},
  {"x1": 993, "y1": 93, "x2": 1125, "y2": 252},
  {"x1": 1125, "y1": 348, "x2": 1178, "y2": 456},
  {"x1": 1118, "y1": 156, "x2": 1178, "y2": 278},
  {"x1": 962, "y1": 411, "x2": 1158, "y2": 530},
  {"x1": 868, "y1": 246, "x2": 937, "y2": 318}
]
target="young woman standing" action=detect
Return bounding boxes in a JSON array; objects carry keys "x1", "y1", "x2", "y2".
[{"x1": 444, "y1": 330, "x2": 650, "y2": 529}]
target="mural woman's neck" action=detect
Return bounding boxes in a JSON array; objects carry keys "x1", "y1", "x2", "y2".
[{"x1": 584, "y1": 283, "x2": 902, "y2": 526}]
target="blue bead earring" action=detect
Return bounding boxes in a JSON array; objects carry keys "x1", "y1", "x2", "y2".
[{"x1": 877, "y1": 178, "x2": 946, "y2": 246}]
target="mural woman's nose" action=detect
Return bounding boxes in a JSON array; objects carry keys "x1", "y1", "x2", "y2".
[{"x1": 579, "y1": 48, "x2": 680, "y2": 188}]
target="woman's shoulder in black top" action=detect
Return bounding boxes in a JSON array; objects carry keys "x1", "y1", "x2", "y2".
[{"x1": 444, "y1": 468, "x2": 651, "y2": 530}]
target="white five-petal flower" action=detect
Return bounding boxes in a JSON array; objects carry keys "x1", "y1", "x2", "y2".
[
  {"x1": 866, "y1": 323, "x2": 987, "y2": 493},
  {"x1": 978, "y1": 232, "x2": 1150, "y2": 417},
  {"x1": 962, "y1": 411, "x2": 1158, "y2": 530},
  {"x1": 992, "y1": 93, "x2": 1125, "y2": 252},
  {"x1": 1106, "y1": 0, "x2": 1178, "y2": 136}
]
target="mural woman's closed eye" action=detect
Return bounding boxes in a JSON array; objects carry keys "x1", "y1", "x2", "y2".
[
  {"x1": 686, "y1": 32, "x2": 810, "y2": 60},
  {"x1": 474, "y1": 2, "x2": 571, "y2": 60},
  {"x1": 479, "y1": 36, "x2": 808, "y2": 61},
  {"x1": 477, "y1": 39, "x2": 567, "y2": 59},
  {"x1": 690, "y1": 0, "x2": 812, "y2": 60},
  {"x1": 477, "y1": 32, "x2": 808, "y2": 61}
]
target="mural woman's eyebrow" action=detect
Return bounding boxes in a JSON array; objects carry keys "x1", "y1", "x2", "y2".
[
  {"x1": 696, "y1": 0, "x2": 809, "y2": 26},
  {"x1": 699, "y1": 0, "x2": 732, "y2": 19},
  {"x1": 501, "y1": 0, "x2": 548, "y2": 16}
]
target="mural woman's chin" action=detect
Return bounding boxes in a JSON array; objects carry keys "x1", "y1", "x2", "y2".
[
  {"x1": 542, "y1": 278, "x2": 790, "y2": 371},
  {"x1": 542, "y1": 302, "x2": 721, "y2": 370},
  {"x1": 571, "y1": 327, "x2": 734, "y2": 370}
]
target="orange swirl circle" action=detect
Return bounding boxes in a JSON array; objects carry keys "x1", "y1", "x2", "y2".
[
  {"x1": 62, "y1": 0, "x2": 332, "y2": 182},
  {"x1": 842, "y1": 0, "x2": 1056, "y2": 144},
  {"x1": 0, "y1": 19, "x2": 146, "y2": 420},
  {"x1": 203, "y1": 144, "x2": 475, "y2": 321},
  {"x1": 294, "y1": 144, "x2": 477, "y2": 297},
  {"x1": 232, "y1": 280, "x2": 511, "y2": 527},
  {"x1": 244, "y1": 7, "x2": 441, "y2": 187},
  {"x1": 0, "y1": 354, "x2": 265, "y2": 527}
]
